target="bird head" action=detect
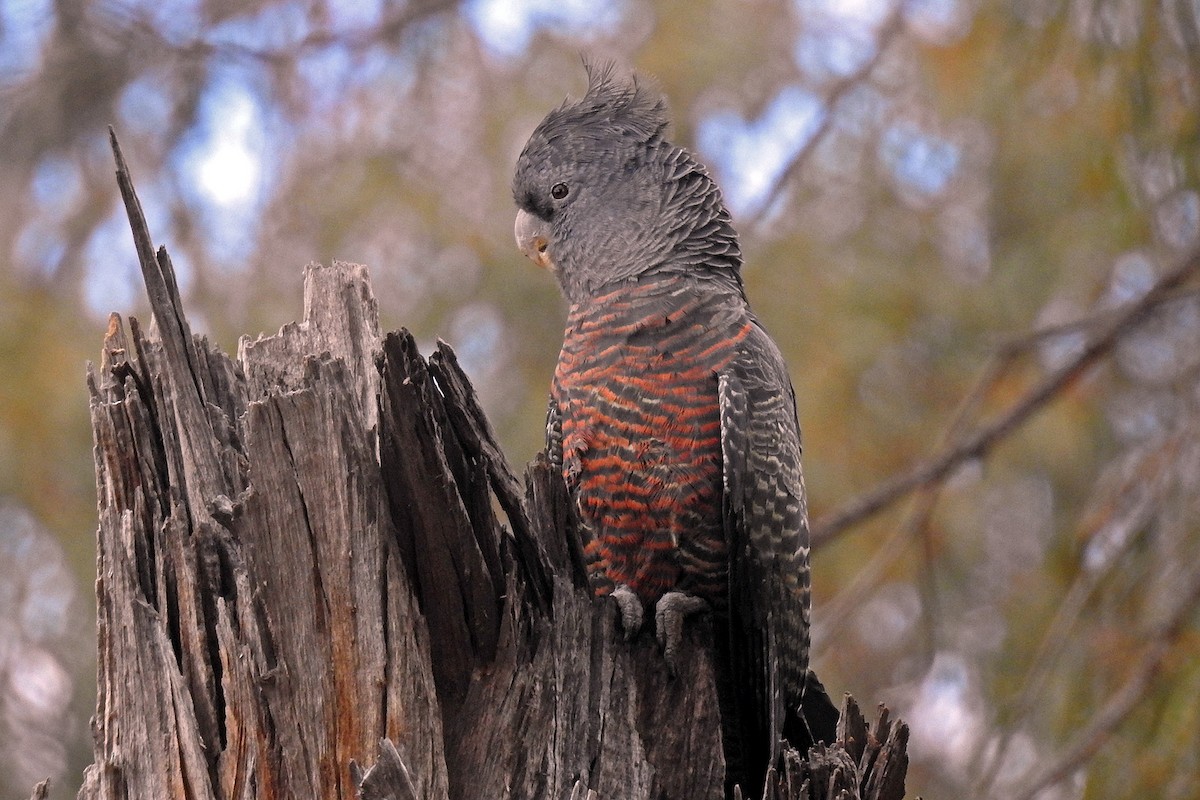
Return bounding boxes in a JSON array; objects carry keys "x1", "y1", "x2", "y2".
[{"x1": 512, "y1": 63, "x2": 742, "y2": 304}]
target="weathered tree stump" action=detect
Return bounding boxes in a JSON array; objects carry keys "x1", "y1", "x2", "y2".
[{"x1": 73, "y1": 133, "x2": 908, "y2": 800}]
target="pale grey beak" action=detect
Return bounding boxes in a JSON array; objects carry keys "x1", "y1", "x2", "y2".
[{"x1": 514, "y1": 209, "x2": 554, "y2": 271}]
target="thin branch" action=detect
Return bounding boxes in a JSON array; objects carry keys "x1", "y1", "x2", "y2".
[
  {"x1": 811, "y1": 515, "x2": 911, "y2": 660},
  {"x1": 131, "y1": 0, "x2": 460, "y2": 67},
  {"x1": 992, "y1": 285, "x2": 1200, "y2": 357},
  {"x1": 969, "y1": 431, "x2": 1183, "y2": 796},
  {"x1": 743, "y1": 11, "x2": 907, "y2": 237},
  {"x1": 1005, "y1": 561, "x2": 1200, "y2": 800},
  {"x1": 813, "y1": 351, "x2": 1009, "y2": 660},
  {"x1": 816, "y1": 346, "x2": 1010, "y2": 655},
  {"x1": 811, "y1": 245, "x2": 1200, "y2": 548}
]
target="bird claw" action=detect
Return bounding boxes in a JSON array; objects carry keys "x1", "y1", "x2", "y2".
[
  {"x1": 610, "y1": 584, "x2": 645, "y2": 639},
  {"x1": 655, "y1": 591, "x2": 708, "y2": 676}
]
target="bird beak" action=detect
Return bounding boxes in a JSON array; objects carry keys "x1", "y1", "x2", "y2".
[{"x1": 514, "y1": 209, "x2": 554, "y2": 271}]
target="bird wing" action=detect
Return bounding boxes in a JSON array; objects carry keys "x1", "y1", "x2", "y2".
[
  {"x1": 718, "y1": 320, "x2": 812, "y2": 770},
  {"x1": 545, "y1": 393, "x2": 564, "y2": 473}
]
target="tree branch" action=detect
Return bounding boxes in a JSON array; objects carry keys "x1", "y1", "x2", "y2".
[
  {"x1": 969, "y1": 431, "x2": 1184, "y2": 795},
  {"x1": 1005, "y1": 561, "x2": 1200, "y2": 800},
  {"x1": 812, "y1": 245, "x2": 1200, "y2": 548},
  {"x1": 744, "y1": 10, "x2": 906, "y2": 235}
]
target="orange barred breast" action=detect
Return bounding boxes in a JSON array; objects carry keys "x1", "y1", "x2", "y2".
[{"x1": 553, "y1": 276, "x2": 751, "y2": 607}]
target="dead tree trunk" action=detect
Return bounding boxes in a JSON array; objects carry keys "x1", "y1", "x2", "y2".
[{"x1": 73, "y1": 132, "x2": 909, "y2": 800}]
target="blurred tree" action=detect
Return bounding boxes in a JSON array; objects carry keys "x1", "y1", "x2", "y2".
[{"x1": 1, "y1": 0, "x2": 1198, "y2": 797}]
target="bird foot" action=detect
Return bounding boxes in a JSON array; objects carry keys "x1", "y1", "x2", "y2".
[
  {"x1": 610, "y1": 584, "x2": 645, "y2": 638},
  {"x1": 655, "y1": 591, "x2": 708, "y2": 675}
]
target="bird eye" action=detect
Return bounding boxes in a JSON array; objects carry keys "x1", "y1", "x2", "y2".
[{"x1": 550, "y1": 182, "x2": 569, "y2": 200}]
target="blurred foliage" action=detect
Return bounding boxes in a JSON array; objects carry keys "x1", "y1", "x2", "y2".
[{"x1": 2, "y1": 0, "x2": 1199, "y2": 798}]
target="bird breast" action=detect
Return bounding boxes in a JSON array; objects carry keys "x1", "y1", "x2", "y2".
[{"x1": 552, "y1": 275, "x2": 752, "y2": 606}]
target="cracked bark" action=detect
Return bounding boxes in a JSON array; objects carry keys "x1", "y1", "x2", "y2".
[{"x1": 72, "y1": 133, "x2": 909, "y2": 800}]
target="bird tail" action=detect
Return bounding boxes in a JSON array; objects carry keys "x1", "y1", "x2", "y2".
[
  {"x1": 783, "y1": 669, "x2": 840, "y2": 751},
  {"x1": 716, "y1": 659, "x2": 841, "y2": 799}
]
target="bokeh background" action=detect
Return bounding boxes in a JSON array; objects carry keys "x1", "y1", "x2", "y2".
[{"x1": 2, "y1": 0, "x2": 1200, "y2": 797}]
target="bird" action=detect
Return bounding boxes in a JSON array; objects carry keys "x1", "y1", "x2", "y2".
[{"x1": 512, "y1": 63, "x2": 837, "y2": 796}]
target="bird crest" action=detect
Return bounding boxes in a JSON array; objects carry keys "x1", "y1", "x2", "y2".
[
  {"x1": 522, "y1": 62, "x2": 670, "y2": 166},
  {"x1": 574, "y1": 60, "x2": 670, "y2": 145}
]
